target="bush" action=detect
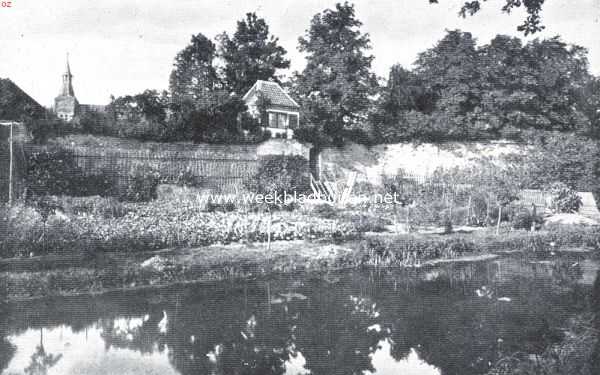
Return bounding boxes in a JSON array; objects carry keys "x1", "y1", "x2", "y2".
[
  {"x1": 25, "y1": 147, "x2": 79, "y2": 196},
  {"x1": 246, "y1": 155, "x2": 310, "y2": 195},
  {"x1": 346, "y1": 213, "x2": 390, "y2": 233},
  {"x1": 25, "y1": 147, "x2": 117, "y2": 197},
  {"x1": 204, "y1": 200, "x2": 237, "y2": 213},
  {"x1": 59, "y1": 196, "x2": 129, "y2": 219},
  {"x1": 310, "y1": 203, "x2": 338, "y2": 219},
  {"x1": 443, "y1": 216, "x2": 453, "y2": 234},
  {"x1": 511, "y1": 208, "x2": 543, "y2": 230},
  {"x1": 120, "y1": 165, "x2": 161, "y2": 202},
  {"x1": 548, "y1": 182, "x2": 583, "y2": 213},
  {"x1": 172, "y1": 166, "x2": 198, "y2": 187}
]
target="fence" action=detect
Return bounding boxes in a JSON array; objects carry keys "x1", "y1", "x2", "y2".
[{"x1": 22, "y1": 144, "x2": 261, "y2": 196}]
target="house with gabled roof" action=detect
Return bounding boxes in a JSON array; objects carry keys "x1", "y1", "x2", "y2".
[
  {"x1": 243, "y1": 80, "x2": 300, "y2": 139},
  {"x1": 0, "y1": 78, "x2": 46, "y2": 121}
]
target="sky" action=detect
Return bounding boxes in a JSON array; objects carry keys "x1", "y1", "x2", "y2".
[{"x1": 1, "y1": 0, "x2": 599, "y2": 107}]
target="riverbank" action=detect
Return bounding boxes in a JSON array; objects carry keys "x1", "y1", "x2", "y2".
[{"x1": 2, "y1": 225, "x2": 599, "y2": 301}]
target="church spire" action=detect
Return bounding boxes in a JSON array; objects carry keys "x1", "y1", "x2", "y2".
[{"x1": 61, "y1": 53, "x2": 74, "y2": 97}]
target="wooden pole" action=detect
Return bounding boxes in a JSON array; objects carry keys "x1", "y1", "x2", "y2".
[
  {"x1": 466, "y1": 195, "x2": 472, "y2": 225},
  {"x1": 8, "y1": 122, "x2": 13, "y2": 206},
  {"x1": 267, "y1": 210, "x2": 272, "y2": 251},
  {"x1": 496, "y1": 205, "x2": 502, "y2": 235},
  {"x1": 406, "y1": 205, "x2": 410, "y2": 233}
]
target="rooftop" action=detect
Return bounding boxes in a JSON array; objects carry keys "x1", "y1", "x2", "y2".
[{"x1": 243, "y1": 80, "x2": 299, "y2": 110}]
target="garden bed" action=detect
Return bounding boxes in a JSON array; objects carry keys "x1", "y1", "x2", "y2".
[{"x1": 2, "y1": 225, "x2": 599, "y2": 301}]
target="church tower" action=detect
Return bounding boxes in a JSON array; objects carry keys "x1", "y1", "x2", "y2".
[{"x1": 54, "y1": 54, "x2": 78, "y2": 121}]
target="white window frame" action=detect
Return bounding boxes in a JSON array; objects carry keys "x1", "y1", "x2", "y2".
[{"x1": 266, "y1": 109, "x2": 299, "y2": 129}]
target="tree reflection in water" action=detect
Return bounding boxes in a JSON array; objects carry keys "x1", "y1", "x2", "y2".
[
  {"x1": 1, "y1": 255, "x2": 597, "y2": 375},
  {"x1": 590, "y1": 270, "x2": 600, "y2": 374},
  {"x1": 0, "y1": 296, "x2": 16, "y2": 373},
  {"x1": 23, "y1": 329, "x2": 62, "y2": 375}
]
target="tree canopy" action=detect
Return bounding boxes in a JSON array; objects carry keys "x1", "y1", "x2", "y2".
[
  {"x1": 169, "y1": 33, "x2": 220, "y2": 109},
  {"x1": 219, "y1": 12, "x2": 290, "y2": 96},
  {"x1": 429, "y1": 0, "x2": 546, "y2": 35},
  {"x1": 373, "y1": 30, "x2": 594, "y2": 143},
  {"x1": 294, "y1": 2, "x2": 378, "y2": 147}
]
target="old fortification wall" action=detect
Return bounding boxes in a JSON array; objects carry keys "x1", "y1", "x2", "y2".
[{"x1": 319, "y1": 141, "x2": 527, "y2": 184}]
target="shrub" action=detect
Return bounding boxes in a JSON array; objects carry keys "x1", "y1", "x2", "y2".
[
  {"x1": 59, "y1": 196, "x2": 129, "y2": 219},
  {"x1": 25, "y1": 147, "x2": 117, "y2": 197},
  {"x1": 310, "y1": 203, "x2": 338, "y2": 219},
  {"x1": 443, "y1": 216, "x2": 453, "y2": 234},
  {"x1": 120, "y1": 165, "x2": 161, "y2": 202},
  {"x1": 246, "y1": 155, "x2": 310, "y2": 195},
  {"x1": 511, "y1": 208, "x2": 543, "y2": 230},
  {"x1": 204, "y1": 200, "x2": 237, "y2": 213},
  {"x1": 173, "y1": 166, "x2": 198, "y2": 187},
  {"x1": 347, "y1": 213, "x2": 390, "y2": 233},
  {"x1": 548, "y1": 182, "x2": 583, "y2": 213},
  {"x1": 25, "y1": 147, "x2": 79, "y2": 196}
]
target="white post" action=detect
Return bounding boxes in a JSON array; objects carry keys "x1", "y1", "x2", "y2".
[
  {"x1": 8, "y1": 122, "x2": 13, "y2": 206},
  {"x1": 496, "y1": 205, "x2": 502, "y2": 235}
]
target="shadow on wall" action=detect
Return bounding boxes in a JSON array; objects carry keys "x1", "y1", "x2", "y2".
[
  {"x1": 256, "y1": 139, "x2": 311, "y2": 159},
  {"x1": 319, "y1": 141, "x2": 526, "y2": 186}
]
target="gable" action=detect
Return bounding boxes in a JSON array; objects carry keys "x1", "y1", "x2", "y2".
[
  {"x1": 0, "y1": 78, "x2": 46, "y2": 120},
  {"x1": 243, "y1": 80, "x2": 299, "y2": 111}
]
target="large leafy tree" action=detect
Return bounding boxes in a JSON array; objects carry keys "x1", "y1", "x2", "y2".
[
  {"x1": 169, "y1": 33, "x2": 220, "y2": 109},
  {"x1": 376, "y1": 30, "x2": 593, "y2": 142},
  {"x1": 294, "y1": 2, "x2": 378, "y2": 146},
  {"x1": 414, "y1": 30, "x2": 486, "y2": 139},
  {"x1": 580, "y1": 77, "x2": 600, "y2": 138},
  {"x1": 108, "y1": 90, "x2": 170, "y2": 140},
  {"x1": 219, "y1": 13, "x2": 290, "y2": 95},
  {"x1": 479, "y1": 36, "x2": 590, "y2": 135},
  {"x1": 169, "y1": 33, "x2": 256, "y2": 143},
  {"x1": 370, "y1": 65, "x2": 434, "y2": 142},
  {"x1": 429, "y1": 0, "x2": 546, "y2": 35}
]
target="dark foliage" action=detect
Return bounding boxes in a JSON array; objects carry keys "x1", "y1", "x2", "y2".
[
  {"x1": 25, "y1": 147, "x2": 116, "y2": 198},
  {"x1": 429, "y1": 0, "x2": 546, "y2": 35},
  {"x1": 245, "y1": 155, "x2": 310, "y2": 195},
  {"x1": 219, "y1": 13, "x2": 290, "y2": 95},
  {"x1": 373, "y1": 31, "x2": 593, "y2": 143},
  {"x1": 511, "y1": 208, "x2": 543, "y2": 230},
  {"x1": 293, "y1": 2, "x2": 378, "y2": 147},
  {"x1": 120, "y1": 165, "x2": 161, "y2": 202}
]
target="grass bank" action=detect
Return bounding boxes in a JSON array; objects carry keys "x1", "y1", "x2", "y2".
[{"x1": 2, "y1": 225, "x2": 599, "y2": 301}]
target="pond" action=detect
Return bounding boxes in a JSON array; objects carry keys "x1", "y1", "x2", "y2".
[{"x1": 1, "y1": 254, "x2": 598, "y2": 375}]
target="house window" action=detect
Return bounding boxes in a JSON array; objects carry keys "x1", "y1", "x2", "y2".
[
  {"x1": 277, "y1": 113, "x2": 287, "y2": 128},
  {"x1": 288, "y1": 114, "x2": 298, "y2": 129},
  {"x1": 267, "y1": 112, "x2": 290, "y2": 128},
  {"x1": 268, "y1": 112, "x2": 277, "y2": 128}
]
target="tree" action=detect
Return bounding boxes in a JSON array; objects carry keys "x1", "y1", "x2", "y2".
[
  {"x1": 109, "y1": 90, "x2": 169, "y2": 140},
  {"x1": 415, "y1": 30, "x2": 486, "y2": 140},
  {"x1": 219, "y1": 13, "x2": 290, "y2": 95},
  {"x1": 24, "y1": 329, "x2": 63, "y2": 375},
  {"x1": 579, "y1": 76, "x2": 600, "y2": 138},
  {"x1": 428, "y1": 0, "x2": 546, "y2": 35},
  {"x1": 294, "y1": 2, "x2": 378, "y2": 147},
  {"x1": 169, "y1": 33, "x2": 220, "y2": 108},
  {"x1": 168, "y1": 93, "x2": 250, "y2": 144},
  {"x1": 374, "y1": 30, "x2": 594, "y2": 143}
]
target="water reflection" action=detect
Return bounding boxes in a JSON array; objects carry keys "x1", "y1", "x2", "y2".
[
  {"x1": 368, "y1": 340, "x2": 439, "y2": 375},
  {"x1": 1, "y1": 254, "x2": 598, "y2": 375},
  {"x1": 4, "y1": 325, "x2": 177, "y2": 375}
]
